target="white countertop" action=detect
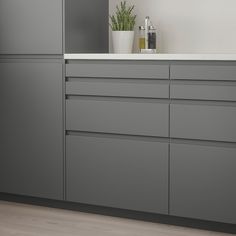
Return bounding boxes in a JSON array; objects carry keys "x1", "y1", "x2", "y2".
[{"x1": 64, "y1": 53, "x2": 236, "y2": 61}]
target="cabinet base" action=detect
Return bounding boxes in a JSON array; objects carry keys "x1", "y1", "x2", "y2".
[{"x1": 0, "y1": 192, "x2": 235, "y2": 234}]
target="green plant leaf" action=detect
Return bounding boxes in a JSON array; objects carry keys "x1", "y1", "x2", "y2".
[{"x1": 109, "y1": 1, "x2": 136, "y2": 31}]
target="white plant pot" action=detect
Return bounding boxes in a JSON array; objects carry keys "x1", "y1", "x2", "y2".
[{"x1": 112, "y1": 31, "x2": 134, "y2": 54}]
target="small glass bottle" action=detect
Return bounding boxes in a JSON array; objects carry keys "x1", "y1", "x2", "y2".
[
  {"x1": 148, "y1": 25, "x2": 157, "y2": 50},
  {"x1": 138, "y1": 26, "x2": 145, "y2": 52}
]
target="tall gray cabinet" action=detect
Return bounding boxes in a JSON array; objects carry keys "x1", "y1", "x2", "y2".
[
  {"x1": 0, "y1": 0, "x2": 64, "y2": 199},
  {"x1": 0, "y1": 61, "x2": 63, "y2": 199},
  {"x1": 0, "y1": 0, "x2": 63, "y2": 55},
  {"x1": 0, "y1": 0, "x2": 108, "y2": 200}
]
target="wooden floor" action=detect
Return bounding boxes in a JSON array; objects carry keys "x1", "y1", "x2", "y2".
[{"x1": 0, "y1": 200, "x2": 233, "y2": 236}]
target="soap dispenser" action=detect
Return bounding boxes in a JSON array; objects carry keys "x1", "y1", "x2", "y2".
[
  {"x1": 138, "y1": 26, "x2": 145, "y2": 52},
  {"x1": 148, "y1": 25, "x2": 157, "y2": 50}
]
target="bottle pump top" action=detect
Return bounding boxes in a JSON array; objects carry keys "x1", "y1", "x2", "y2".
[{"x1": 145, "y1": 16, "x2": 150, "y2": 49}]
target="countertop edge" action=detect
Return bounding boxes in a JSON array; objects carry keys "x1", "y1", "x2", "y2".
[{"x1": 64, "y1": 54, "x2": 236, "y2": 61}]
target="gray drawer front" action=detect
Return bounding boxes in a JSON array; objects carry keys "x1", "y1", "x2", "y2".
[
  {"x1": 170, "y1": 143, "x2": 236, "y2": 224},
  {"x1": 171, "y1": 83, "x2": 236, "y2": 101},
  {"x1": 171, "y1": 65, "x2": 236, "y2": 81},
  {"x1": 66, "y1": 99, "x2": 168, "y2": 137},
  {"x1": 66, "y1": 135, "x2": 168, "y2": 214},
  {"x1": 66, "y1": 79, "x2": 169, "y2": 98},
  {"x1": 66, "y1": 63, "x2": 169, "y2": 79},
  {"x1": 170, "y1": 104, "x2": 236, "y2": 142}
]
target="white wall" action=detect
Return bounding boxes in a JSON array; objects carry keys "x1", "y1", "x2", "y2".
[{"x1": 109, "y1": 0, "x2": 236, "y2": 53}]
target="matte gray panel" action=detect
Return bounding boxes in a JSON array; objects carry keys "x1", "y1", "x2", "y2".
[
  {"x1": 0, "y1": 62, "x2": 63, "y2": 200},
  {"x1": 66, "y1": 135, "x2": 168, "y2": 214},
  {"x1": 170, "y1": 143, "x2": 236, "y2": 224},
  {"x1": 171, "y1": 83, "x2": 236, "y2": 101},
  {"x1": 171, "y1": 65, "x2": 236, "y2": 81},
  {"x1": 170, "y1": 104, "x2": 236, "y2": 142},
  {"x1": 66, "y1": 79, "x2": 169, "y2": 98},
  {"x1": 66, "y1": 99, "x2": 169, "y2": 137},
  {"x1": 65, "y1": 0, "x2": 108, "y2": 53},
  {"x1": 66, "y1": 63, "x2": 169, "y2": 79},
  {"x1": 0, "y1": 0, "x2": 62, "y2": 54}
]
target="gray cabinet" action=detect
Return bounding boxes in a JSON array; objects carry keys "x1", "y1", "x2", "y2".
[
  {"x1": 169, "y1": 62, "x2": 236, "y2": 225},
  {"x1": 170, "y1": 143, "x2": 236, "y2": 224},
  {"x1": 0, "y1": 0, "x2": 62, "y2": 54},
  {"x1": 0, "y1": 61, "x2": 63, "y2": 200},
  {"x1": 66, "y1": 134, "x2": 168, "y2": 214},
  {"x1": 65, "y1": 60, "x2": 169, "y2": 214}
]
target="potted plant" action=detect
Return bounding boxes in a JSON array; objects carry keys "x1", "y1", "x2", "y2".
[{"x1": 110, "y1": 1, "x2": 136, "y2": 53}]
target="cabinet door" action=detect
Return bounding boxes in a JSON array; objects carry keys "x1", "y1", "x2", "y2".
[
  {"x1": 0, "y1": 61, "x2": 63, "y2": 200},
  {"x1": 0, "y1": 0, "x2": 62, "y2": 54},
  {"x1": 66, "y1": 134, "x2": 168, "y2": 214},
  {"x1": 170, "y1": 143, "x2": 236, "y2": 224}
]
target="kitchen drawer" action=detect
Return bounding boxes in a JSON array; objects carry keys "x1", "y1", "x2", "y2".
[
  {"x1": 66, "y1": 62, "x2": 169, "y2": 79},
  {"x1": 66, "y1": 78, "x2": 169, "y2": 98},
  {"x1": 171, "y1": 82, "x2": 236, "y2": 101},
  {"x1": 171, "y1": 64, "x2": 236, "y2": 81},
  {"x1": 66, "y1": 134, "x2": 168, "y2": 214},
  {"x1": 170, "y1": 143, "x2": 236, "y2": 224},
  {"x1": 66, "y1": 99, "x2": 169, "y2": 137},
  {"x1": 170, "y1": 104, "x2": 236, "y2": 142}
]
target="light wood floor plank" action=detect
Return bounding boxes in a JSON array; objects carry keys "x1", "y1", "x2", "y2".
[{"x1": 0, "y1": 201, "x2": 233, "y2": 236}]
